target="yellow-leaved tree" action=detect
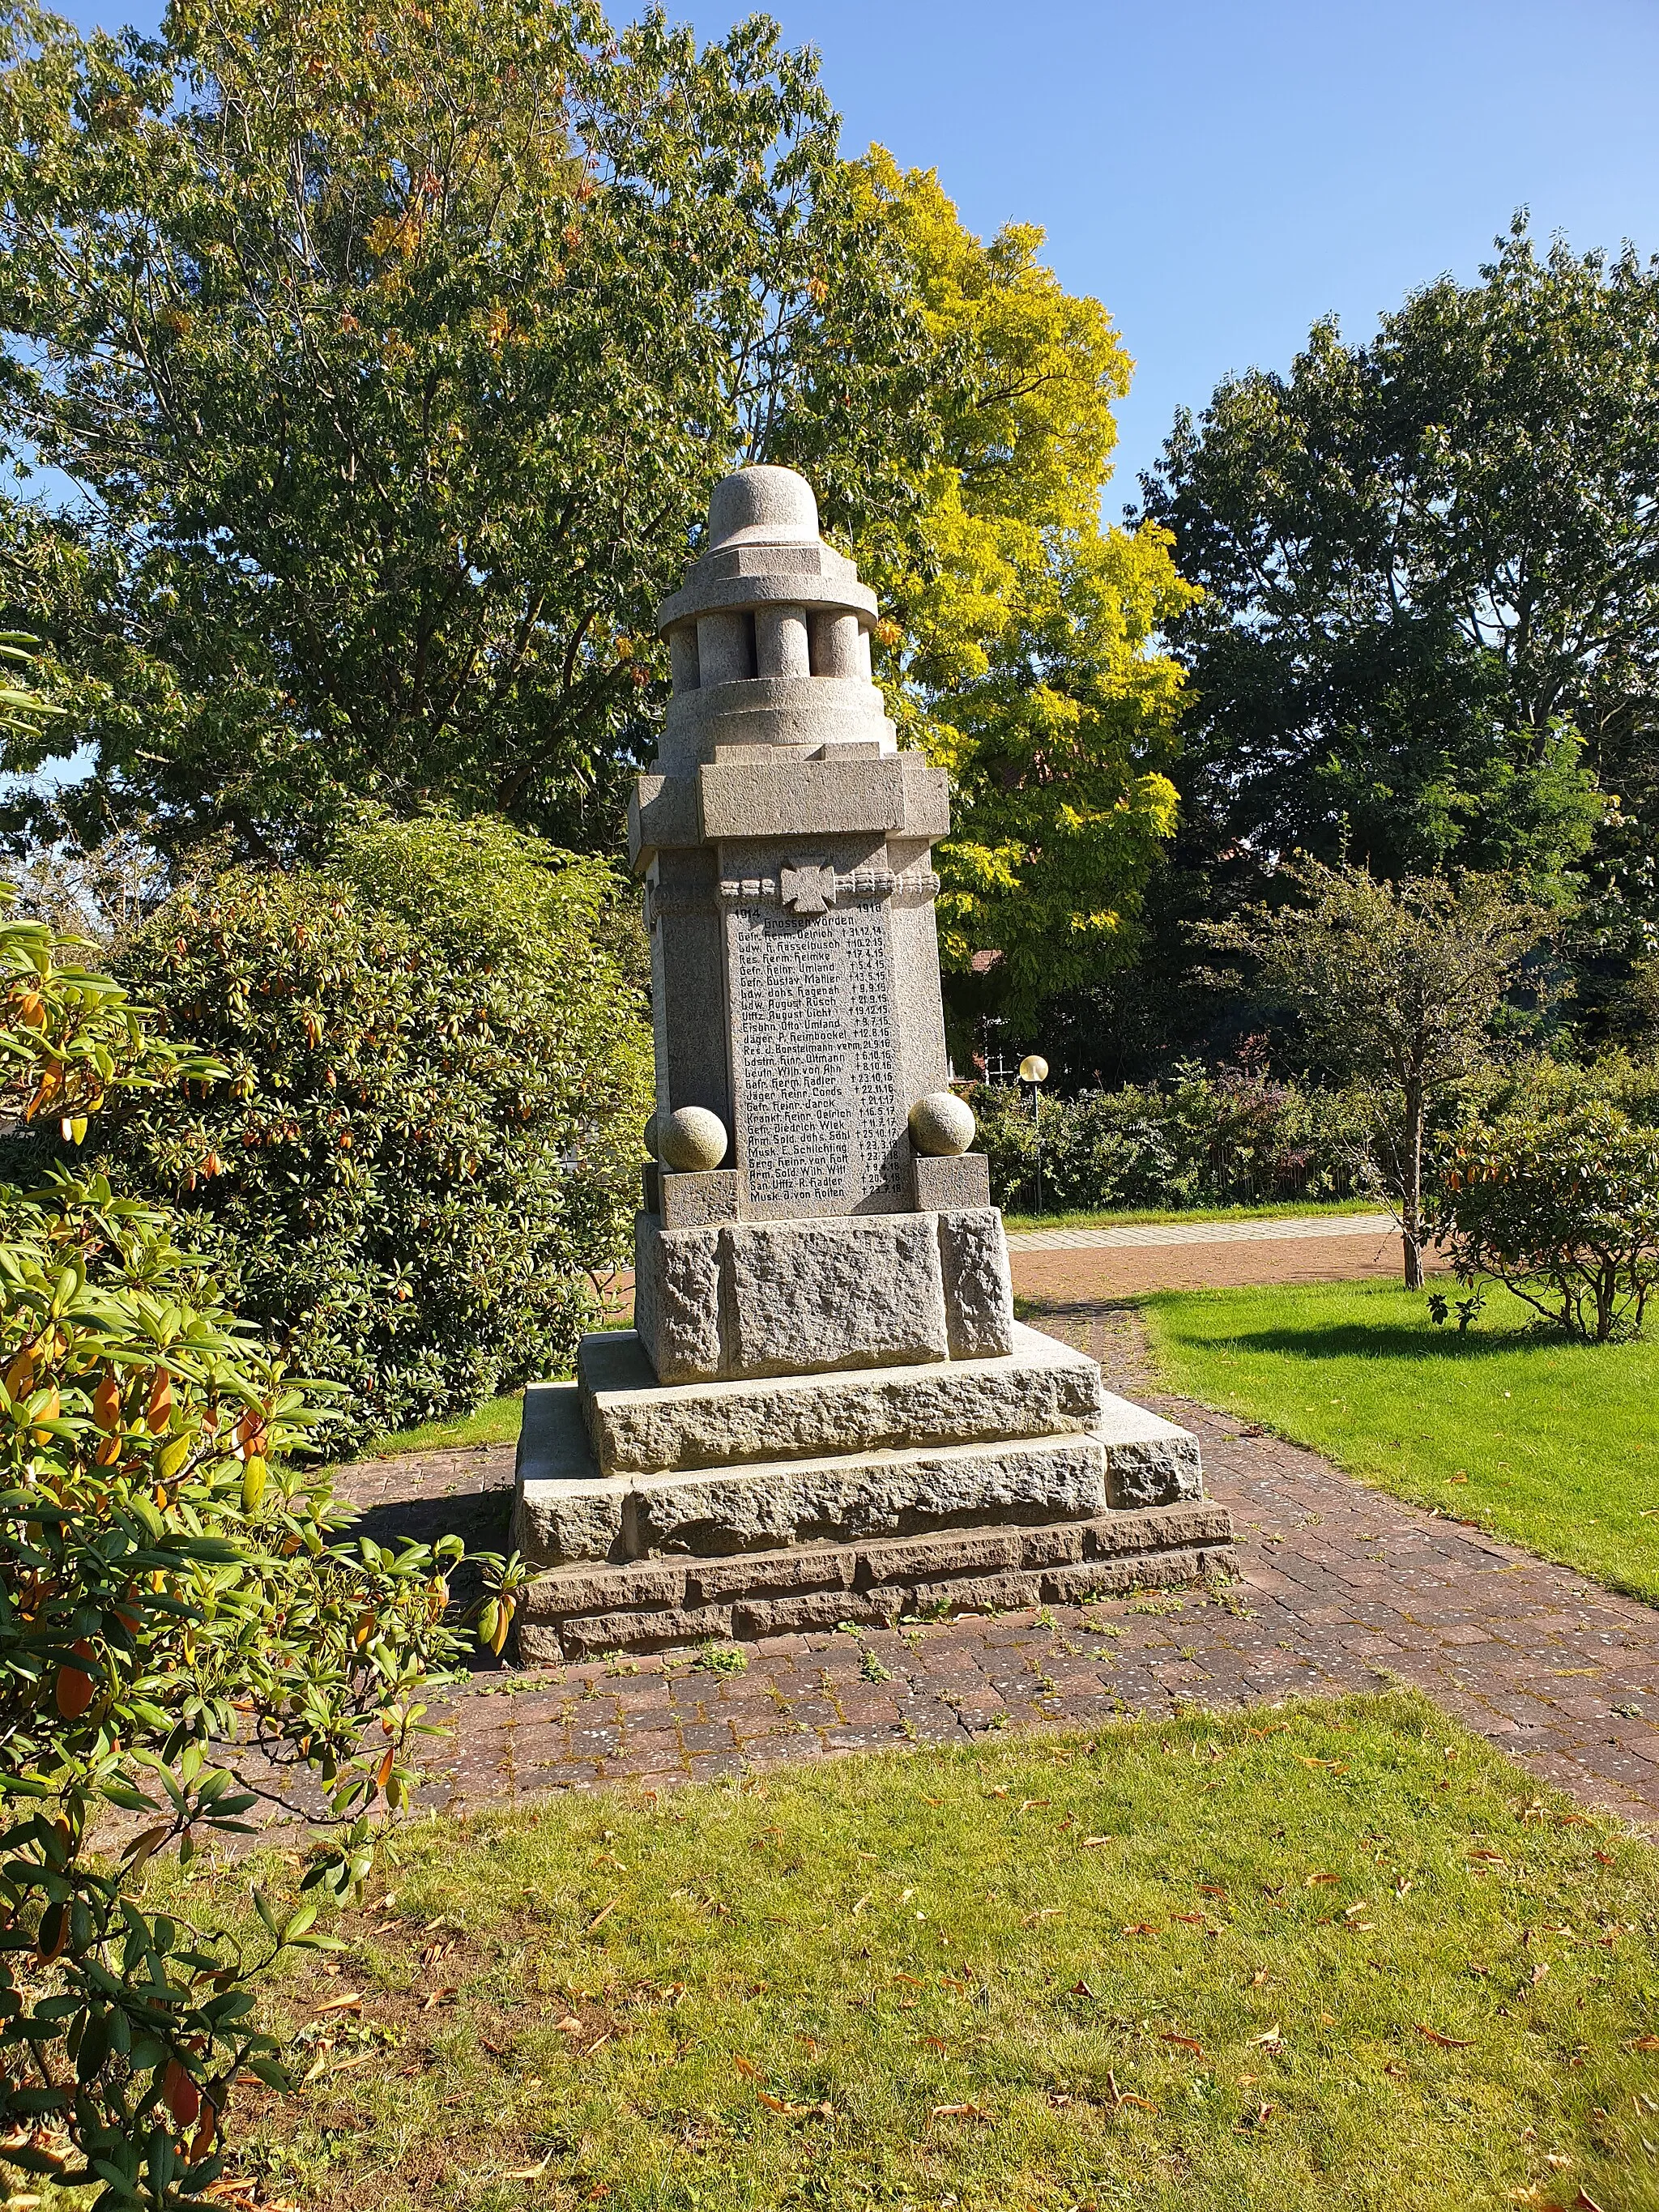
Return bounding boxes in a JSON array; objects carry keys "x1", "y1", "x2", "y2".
[{"x1": 847, "y1": 150, "x2": 1197, "y2": 1052}]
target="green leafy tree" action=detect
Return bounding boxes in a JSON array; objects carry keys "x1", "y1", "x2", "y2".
[
  {"x1": 1435, "y1": 1102, "x2": 1659, "y2": 1340},
  {"x1": 1201, "y1": 862, "x2": 1550, "y2": 1289},
  {"x1": 86, "y1": 807, "x2": 650, "y2": 1449},
  {"x1": 847, "y1": 151, "x2": 1197, "y2": 1044},
  {"x1": 1138, "y1": 220, "x2": 1652, "y2": 1032},
  {"x1": 0, "y1": 0, "x2": 940, "y2": 855},
  {"x1": 0, "y1": 887, "x2": 517, "y2": 2210}
]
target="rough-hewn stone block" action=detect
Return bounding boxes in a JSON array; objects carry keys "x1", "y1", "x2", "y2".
[
  {"x1": 1095, "y1": 1395, "x2": 1205, "y2": 1508},
  {"x1": 687, "y1": 1548, "x2": 856, "y2": 1605},
  {"x1": 660, "y1": 1168, "x2": 744, "y2": 1229},
  {"x1": 1013, "y1": 1522, "x2": 1087, "y2": 1569},
  {"x1": 516, "y1": 1561, "x2": 689, "y2": 1617},
  {"x1": 1042, "y1": 1552, "x2": 1216, "y2": 1604},
  {"x1": 626, "y1": 1434, "x2": 1107, "y2": 1558},
  {"x1": 578, "y1": 1322, "x2": 1102, "y2": 1477},
  {"x1": 855, "y1": 1528, "x2": 1021, "y2": 1587},
  {"x1": 915, "y1": 1571, "x2": 1041, "y2": 1613},
  {"x1": 511, "y1": 1382, "x2": 628, "y2": 1566},
  {"x1": 724, "y1": 1214, "x2": 950, "y2": 1376},
  {"x1": 1081, "y1": 1501, "x2": 1231, "y2": 1557},
  {"x1": 633, "y1": 1217, "x2": 723, "y2": 1384},
  {"x1": 936, "y1": 1208, "x2": 1015, "y2": 1359},
  {"x1": 731, "y1": 1588, "x2": 896, "y2": 1639},
  {"x1": 555, "y1": 1604, "x2": 735, "y2": 1659},
  {"x1": 912, "y1": 1153, "x2": 992, "y2": 1213}
]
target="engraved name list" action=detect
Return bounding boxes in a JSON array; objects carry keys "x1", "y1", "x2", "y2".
[{"x1": 728, "y1": 902, "x2": 906, "y2": 1213}]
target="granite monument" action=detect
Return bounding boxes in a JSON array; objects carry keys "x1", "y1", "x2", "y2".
[{"x1": 510, "y1": 466, "x2": 1232, "y2": 1658}]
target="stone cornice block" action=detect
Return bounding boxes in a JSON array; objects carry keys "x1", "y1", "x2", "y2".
[
  {"x1": 697, "y1": 756, "x2": 949, "y2": 842},
  {"x1": 628, "y1": 774, "x2": 698, "y2": 871}
]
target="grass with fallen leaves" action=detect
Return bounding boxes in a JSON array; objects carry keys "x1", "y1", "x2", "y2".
[
  {"x1": 1140, "y1": 1280, "x2": 1659, "y2": 1603},
  {"x1": 148, "y1": 1690, "x2": 1658, "y2": 2212}
]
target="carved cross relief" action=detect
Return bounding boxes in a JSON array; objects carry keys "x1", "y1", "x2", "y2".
[{"x1": 778, "y1": 859, "x2": 838, "y2": 915}]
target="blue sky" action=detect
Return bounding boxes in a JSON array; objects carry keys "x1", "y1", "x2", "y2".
[{"x1": 56, "y1": 0, "x2": 1659, "y2": 504}]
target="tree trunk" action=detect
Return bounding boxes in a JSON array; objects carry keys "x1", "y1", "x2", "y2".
[{"x1": 1401, "y1": 1085, "x2": 1426, "y2": 1292}]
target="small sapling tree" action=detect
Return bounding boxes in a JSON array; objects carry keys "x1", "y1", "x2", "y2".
[{"x1": 1201, "y1": 861, "x2": 1550, "y2": 1287}]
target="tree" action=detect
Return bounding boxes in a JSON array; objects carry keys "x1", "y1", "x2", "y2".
[
  {"x1": 1201, "y1": 862, "x2": 1550, "y2": 1288},
  {"x1": 1139, "y1": 222, "x2": 1656, "y2": 1009},
  {"x1": 87, "y1": 807, "x2": 650, "y2": 1449},
  {"x1": 847, "y1": 151, "x2": 1197, "y2": 1045},
  {"x1": 0, "y1": 0, "x2": 940, "y2": 857},
  {"x1": 0, "y1": 882, "x2": 515, "y2": 2209}
]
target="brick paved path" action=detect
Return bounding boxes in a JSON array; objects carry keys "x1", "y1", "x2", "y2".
[
  {"x1": 331, "y1": 1306, "x2": 1659, "y2": 1828},
  {"x1": 1009, "y1": 1228, "x2": 1452, "y2": 1298},
  {"x1": 1005, "y1": 1212, "x2": 1398, "y2": 1250}
]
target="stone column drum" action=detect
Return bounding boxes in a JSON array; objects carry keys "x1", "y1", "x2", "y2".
[{"x1": 511, "y1": 467, "x2": 1230, "y2": 1659}]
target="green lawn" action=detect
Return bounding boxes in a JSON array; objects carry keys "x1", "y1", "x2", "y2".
[
  {"x1": 1002, "y1": 1197, "x2": 1380, "y2": 1234},
  {"x1": 1141, "y1": 1280, "x2": 1659, "y2": 1603},
  {"x1": 355, "y1": 1392, "x2": 526, "y2": 1460},
  {"x1": 194, "y1": 1692, "x2": 1657, "y2": 2212}
]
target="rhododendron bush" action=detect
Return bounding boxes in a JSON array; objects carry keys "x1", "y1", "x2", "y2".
[{"x1": 0, "y1": 893, "x2": 515, "y2": 2209}]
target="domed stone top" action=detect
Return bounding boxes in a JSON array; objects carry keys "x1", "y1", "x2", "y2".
[{"x1": 706, "y1": 466, "x2": 821, "y2": 551}]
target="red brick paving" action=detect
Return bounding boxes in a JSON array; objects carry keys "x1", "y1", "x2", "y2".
[
  {"x1": 1008, "y1": 1227, "x2": 1452, "y2": 1298},
  {"x1": 330, "y1": 1303, "x2": 1659, "y2": 1829}
]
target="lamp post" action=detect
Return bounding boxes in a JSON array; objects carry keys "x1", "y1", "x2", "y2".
[{"x1": 1019, "y1": 1054, "x2": 1049, "y2": 1216}]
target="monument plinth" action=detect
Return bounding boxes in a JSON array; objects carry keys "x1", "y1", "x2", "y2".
[{"x1": 511, "y1": 467, "x2": 1231, "y2": 1659}]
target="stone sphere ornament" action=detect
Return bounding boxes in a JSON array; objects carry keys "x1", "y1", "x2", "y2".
[
  {"x1": 642, "y1": 1112, "x2": 660, "y2": 1159},
  {"x1": 909, "y1": 1090, "x2": 976, "y2": 1157},
  {"x1": 660, "y1": 1105, "x2": 728, "y2": 1173}
]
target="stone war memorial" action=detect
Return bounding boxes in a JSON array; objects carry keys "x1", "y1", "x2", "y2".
[{"x1": 511, "y1": 467, "x2": 1234, "y2": 1658}]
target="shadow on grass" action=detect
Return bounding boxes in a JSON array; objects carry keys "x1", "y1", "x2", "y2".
[{"x1": 1180, "y1": 1319, "x2": 1570, "y2": 1363}]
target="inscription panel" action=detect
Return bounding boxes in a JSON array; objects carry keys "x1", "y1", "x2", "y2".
[{"x1": 727, "y1": 902, "x2": 907, "y2": 1214}]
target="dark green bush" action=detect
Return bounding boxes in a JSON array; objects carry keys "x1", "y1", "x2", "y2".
[
  {"x1": 92, "y1": 808, "x2": 651, "y2": 1451},
  {"x1": 966, "y1": 1055, "x2": 1371, "y2": 1214}
]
